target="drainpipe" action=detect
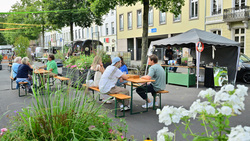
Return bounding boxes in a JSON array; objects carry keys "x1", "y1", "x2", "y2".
[{"x1": 204, "y1": 0, "x2": 207, "y2": 31}]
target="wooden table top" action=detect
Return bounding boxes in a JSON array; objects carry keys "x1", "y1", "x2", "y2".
[
  {"x1": 161, "y1": 64, "x2": 205, "y2": 69},
  {"x1": 34, "y1": 69, "x2": 50, "y2": 74},
  {"x1": 127, "y1": 78, "x2": 155, "y2": 83}
]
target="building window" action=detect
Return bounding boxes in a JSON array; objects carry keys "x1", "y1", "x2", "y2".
[
  {"x1": 87, "y1": 28, "x2": 89, "y2": 38},
  {"x1": 173, "y1": 14, "x2": 181, "y2": 22},
  {"x1": 137, "y1": 9, "x2": 142, "y2": 28},
  {"x1": 95, "y1": 26, "x2": 98, "y2": 37},
  {"x1": 106, "y1": 46, "x2": 109, "y2": 52},
  {"x1": 78, "y1": 29, "x2": 81, "y2": 39},
  {"x1": 190, "y1": 0, "x2": 198, "y2": 19},
  {"x1": 75, "y1": 30, "x2": 77, "y2": 39},
  {"x1": 119, "y1": 14, "x2": 124, "y2": 31},
  {"x1": 105, "y1": 23, "x2": 109, "y2": 35},
  {"x1": 111, "y1": 10, "x2": 114, "y2": 15},
  {"x1": 211, "y1": 29, "x2": 221, "y2": 35},
  {"x1": 128, "y1": 12, "x2": 132, "y2": 30},
  {"x1": 234, "y1": 28, "x2": 245, "y2": 53},
  {"x1": 99, "y1": 26, "x2": 102, "y2": 36},
  {"x1": 235, "y1": 0, "x2": 246, "y2": 10},
  {"x1": 112, "y1": 47, "x2": 115, "y2": 52},
  {"x1": 148, "y1": 7, "x2": 153, "y2": 26},
  {"x1": 82, "y1": 29, "x2": 84, "y2": 38},
  {"x1": 212, "y1": 0, "x2": 222, "y2": 15},
  {"x1": 111, "y1": 22, "x2": 115, "y2": 35},
  {"x1": 159, "y1": 11, "x2": 166, "y2": 24}
]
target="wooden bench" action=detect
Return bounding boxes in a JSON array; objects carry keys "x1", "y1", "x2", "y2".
[
  {"x1": 82, "y1": 84, "x2": 131, "y2": 117},
  {"x1": 124, "y1": 82, "x2": 141, "y2": 88},
  {"x1": 153, "y1": 90, "x2": 169, "y2": 110},
  {"x1": 10, "y1": 76, "x2": 16, "y2": 90},
  {"x1": 18, "y1": 82, "x2": 28, "y2": 97},
  {"x1": 54, "y1": 76, "x2": 70, "y2": 90}
]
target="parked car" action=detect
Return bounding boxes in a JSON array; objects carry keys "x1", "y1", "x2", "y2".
[{"x1": 237, "y1": 53, "x2": 250, "y2": 83}]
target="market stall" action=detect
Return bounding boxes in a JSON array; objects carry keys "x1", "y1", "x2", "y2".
[{"x1": 149, "y1": 28, "x2": 240, "y2": 87}]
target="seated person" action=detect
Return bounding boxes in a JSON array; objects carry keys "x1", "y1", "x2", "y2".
[
  {"x1": 16, "y1": 57, "x2": 33, "y2": 93},
  {"x1": 40, "y1": 54, "x2": 58, "y2": 77},
  {"x1": 39, "y1": 54, "x2": 58, "y2": 84},
  {"x1": 116, "y1": 57, "x2": 128, "y2": 86},
  {"x1": 12, "y1": 57, "x2": 22, "y2": 79}
]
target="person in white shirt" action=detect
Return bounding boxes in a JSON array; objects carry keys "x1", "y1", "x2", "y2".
[{"x1": 99, "y1": 57, "x2": 130, "y2": 111}]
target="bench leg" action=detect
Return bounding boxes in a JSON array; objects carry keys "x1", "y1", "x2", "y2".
[
  {"x1": 11, "y1": 79, "x2": 15, "y2": 90},
  {"x1": 115, "y1": 99, "x2": 125, "y2": 118},
  {"x1": 19, "y1": 84, "x2": 28, "y2": 97}
]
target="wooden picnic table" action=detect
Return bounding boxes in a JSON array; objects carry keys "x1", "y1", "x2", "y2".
[
  {"x1": 33, "y1": 69, "x2": 51, "y2": 92},
  {"x1": 126, "y1": 77, "x2": 155, "y2": 115}
]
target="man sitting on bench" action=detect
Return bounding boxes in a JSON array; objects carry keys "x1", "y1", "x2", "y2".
[
  {"x1": 99, "y1": 57, "x2": 130, "y2": 111},
  {"x1": 136, "y1": 54, "x2": 166, "y2": 108}
]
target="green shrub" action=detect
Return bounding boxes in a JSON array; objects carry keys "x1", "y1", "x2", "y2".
[
  {"x1": 1, "y1": 77, "x2": 128, "y2": 140},
  {"x1": 0, "y1": 55, "x2": 3, "y2": 61},
  {"x1": 13, "y1": 35, "x2": 29, "y2": 58}
]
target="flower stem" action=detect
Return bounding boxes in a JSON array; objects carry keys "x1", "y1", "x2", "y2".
[
  {"x1": 202, "y1": 117, "x2": 209, "y2": 137},
  {"x1": 174, "y1": 123, "x2": 189, "y2": 141}
]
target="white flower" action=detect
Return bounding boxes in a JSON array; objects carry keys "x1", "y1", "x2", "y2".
[
  {"x1": 156, "y1": 109, "x2": 161, "y2": 115},
  {"x1": 214, "y1": 91, "x2": 230, "y2": 103},
  {"x1": 157, "y1": 127, "x2": 175, "y2": 141},
  {"x1": 198, "y1": 88, "x2": 216, "y2": 99},
  {"x1": 225, "y1": 84, "x2": 235, "y2": 92},
  {"x1": 235, "y1": 85, "x2": 248, "y2": 98},
  {"x1": 228, "y1": 125, "x2": 250, "y2": 141},
  {"x1": 205, "y1": 105, "x2": 215, "y2": 115},
  {"x1": 218, "y1": 106, "x2": 232, "y2": 116}
]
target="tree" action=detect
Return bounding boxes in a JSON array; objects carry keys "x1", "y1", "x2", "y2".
[
  {"x1": 14, "y1": 35, "x2": 30, "y2": 57},
  {"x1": 90, "y1": 0, "x2": 184, "y2": 67},
  {"x1": 0, "y1": 15, "x2": 8, "y2": 45},
  {"x1": 43, "y1": 0, "x2": 103, "y2": 42},
  {"x1": 3, "y1": 1, "x2": 44, "y2": 45}
]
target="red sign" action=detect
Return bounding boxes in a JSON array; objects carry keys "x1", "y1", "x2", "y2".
[{"x1": 196, "y1": 42, "x2": 204, "y2": 52}]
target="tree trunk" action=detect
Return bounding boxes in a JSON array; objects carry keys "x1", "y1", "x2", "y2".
[
  {"x1": 70, "y1": 22, "x2": 74, "y2": 42},
  {"x1": 140, "y1": 0, "x2": 149, "y2": 69}
]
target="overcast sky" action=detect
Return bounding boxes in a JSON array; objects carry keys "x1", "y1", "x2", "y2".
[{"x1": 0, "y1": 0, "x2": 21, "y2": 12}]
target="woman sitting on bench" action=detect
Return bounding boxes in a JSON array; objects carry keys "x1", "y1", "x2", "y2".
[{"x1": 16, "y1": 57, "x2": 33, "y2": 93}]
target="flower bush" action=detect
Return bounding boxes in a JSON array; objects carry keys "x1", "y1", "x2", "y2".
[
  {"x1": 0, "y1": 82, "x2": 129, "y2": 140},
  {"x1": 157, "y1": 84, "x2": 249, "y2": 141}
]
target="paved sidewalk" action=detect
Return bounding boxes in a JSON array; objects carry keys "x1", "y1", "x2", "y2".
[{"x1": 0, "y1": 63, "x2": 250, "y2": 140}]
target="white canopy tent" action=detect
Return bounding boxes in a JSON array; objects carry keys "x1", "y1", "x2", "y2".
[{"x1": 149, "y1": 28, "x2": 240, "y2": 87}]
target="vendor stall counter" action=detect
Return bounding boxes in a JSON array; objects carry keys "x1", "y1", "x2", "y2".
[{"x1": 161, "y1": 65, "x2": 196, "y2": 87}]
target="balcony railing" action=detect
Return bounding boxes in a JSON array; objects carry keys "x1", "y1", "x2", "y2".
[{"x1": 223, "y1": 6, "x2": 250, "y2": 22}]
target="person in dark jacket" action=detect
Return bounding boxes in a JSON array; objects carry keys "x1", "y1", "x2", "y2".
[{"x1": 16, "y1": 57, "x2": 33, "y2": 93}]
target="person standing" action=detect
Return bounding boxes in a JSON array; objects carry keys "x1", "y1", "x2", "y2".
[
  {"x1": 136, "y1": 54, "x2": 166, "y2": 108},
  {"x1": 164, "y1": 46, "x2": 173, "y2": 64},
  {"x1": 99, "y1": 57, "x2": 130, "y2": 111}
]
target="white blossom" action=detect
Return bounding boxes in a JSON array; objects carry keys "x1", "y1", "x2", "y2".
[
  {"x1": 218, "y1": 106, "x2": 232, "y2": 116},
  {"x1": 205, "y1": 105, "x2": 215, "y2": 115},
  {"x1": 157, "y1": 127, "x2": 174, "y2": 141},
  {"x1": 198, "y1": 88, "x2": 216, "y2": 99},
  {"x1": 225, "y1": 84, "x2": 235, "y2": 92},
  {"x1": 214, "y1": 91, "x2": 230, "y2": 103},
  {"x1": 228, "y1": 125, "x2": 250, "y2": 141}
]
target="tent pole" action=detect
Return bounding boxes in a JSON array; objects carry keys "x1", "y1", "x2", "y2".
[{"x1": 196, "y1": 48, "x2": 201, "y2": 89}]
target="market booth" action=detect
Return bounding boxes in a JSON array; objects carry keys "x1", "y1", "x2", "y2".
[{"x1": 149, "y1": 28, "x2": 240, "y2": 88}]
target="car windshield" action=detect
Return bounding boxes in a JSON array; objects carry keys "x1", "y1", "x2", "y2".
[{"x1": 240, "y1": 54, "x2": 250, "y2": 63}]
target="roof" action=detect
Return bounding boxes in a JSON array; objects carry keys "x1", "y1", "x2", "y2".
[{"x1": 150, "y1": 28, "x2": 240, "y2": 47}]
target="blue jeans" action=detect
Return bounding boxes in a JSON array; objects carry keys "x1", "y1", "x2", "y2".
[
  {"x1": 136, "y1": 84, "x2": 156, "y2": 100},
  {"x1": 16, "y1": 78, "x2": 32, "y2": 89},
  {"x1": 116, "y1": 79, "x2": 128, "y2": 86}
]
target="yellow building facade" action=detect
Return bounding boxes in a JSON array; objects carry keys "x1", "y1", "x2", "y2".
[{"x1": 117, "y1": 0, "x2": 250, "y2": 60}]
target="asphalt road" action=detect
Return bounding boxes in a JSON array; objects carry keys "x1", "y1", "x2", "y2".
[{"x1": 0, "y1": 63, "x2": 250, "y2": 140}]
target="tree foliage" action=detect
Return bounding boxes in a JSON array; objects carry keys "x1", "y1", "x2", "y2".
[
  {"x1": 90, "y1": 0, "x2": 185, "y2": 66},
  {"x1": 43, "y1": 0, "x2": 103, "y2": 41},
  {"x1": 14, "y1": 35, "x2": 30, "y2": 57},
  {"x1": 3, "y1": 1, "x2": 43, "y2": 45}
]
